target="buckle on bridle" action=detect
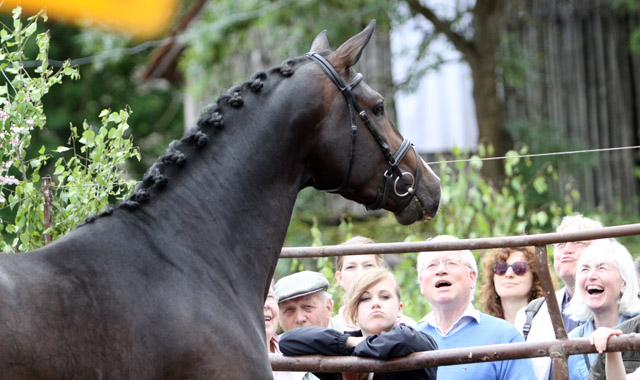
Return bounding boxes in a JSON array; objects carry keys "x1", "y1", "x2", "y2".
[{"x1": 394, "y1": 172, "x2": 416, "y2": 197}]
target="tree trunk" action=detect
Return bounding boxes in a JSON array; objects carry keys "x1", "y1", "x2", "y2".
[
  {"x1": 406, "y1": 0, "x2": 511, "y2": 181},
  {"x1": 470, "y1": 0, "x2": 511, "y2": 181}
]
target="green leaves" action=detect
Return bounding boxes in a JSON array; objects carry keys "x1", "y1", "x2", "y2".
[
  {"x1": 0, "y1": 9, "x2": 139, "y2": 252},
  {"x1": 48, "y1": 108, "x2": 139, "y2": 238},
  {"x1": 433, "y1": 144, "x2": 572, "y2": 239}
]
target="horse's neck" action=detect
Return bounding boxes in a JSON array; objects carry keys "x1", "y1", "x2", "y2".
[{"x1": 121, "y1": 104, "x2": 304, "y2": 284}]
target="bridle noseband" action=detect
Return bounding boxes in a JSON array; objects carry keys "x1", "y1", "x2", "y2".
[{"x1": 307, "y1": 52, "x2": 421, "y2": 213}]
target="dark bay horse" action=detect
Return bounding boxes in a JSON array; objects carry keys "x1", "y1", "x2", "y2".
[{"x1": 0, "y1": 21, "x2": 440, "y2": 379}]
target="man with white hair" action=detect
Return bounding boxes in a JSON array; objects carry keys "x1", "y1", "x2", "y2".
[
  {"x1": 416, "y1": 235, "x2": 536, "y2": 380},
  {"x1": 275, "y1": 271, "x2": 337, "y2": 332},
  {"x1": 275, "y1": 271, "x2": 337, "y2": 380},
  {"x1": 514, "y1": 214, "x2": 603, "y2": 380}
]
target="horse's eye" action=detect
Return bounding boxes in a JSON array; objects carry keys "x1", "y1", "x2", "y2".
[{"x1": 372, "y1": 103, "x2": 384, "y2": 117}]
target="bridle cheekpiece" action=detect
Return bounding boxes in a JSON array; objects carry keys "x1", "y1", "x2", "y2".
[{"x1": 306, "y1": 52, "x2": 421, "y2": 214}]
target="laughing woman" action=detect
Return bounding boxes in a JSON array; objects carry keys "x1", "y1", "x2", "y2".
[
  {"x1": 564, "y1": 239, "x2": 640, "y2": 380},
  {"x1": 280, "y1": 268, "x2": 437, "y2": 380},
  {"x1": 264, "y1": 282, "x2": 292, "y2": 380}
]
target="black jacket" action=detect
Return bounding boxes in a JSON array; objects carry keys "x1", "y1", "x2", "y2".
[{"x1": 279, "y1": 324, "x2": 437, "y2": 380}]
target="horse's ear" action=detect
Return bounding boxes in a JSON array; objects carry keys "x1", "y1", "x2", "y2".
[
  {"x1": 332, "y1": 20, "x2": 376, "y2": 68},
  {"x1": 310, "y1": 30, "x2": 330, "y2": 52}
]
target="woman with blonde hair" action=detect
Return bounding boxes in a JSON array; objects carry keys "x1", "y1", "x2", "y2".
[
  {"x1": 479, "y1": 246, "x2": 544, "y2": 325},
  {"x1": 331, "y1": 236, "x2": 416, "y2": 331},
  {"x1": 280, "y1": 267, "x2": 437, "y2": 380}
]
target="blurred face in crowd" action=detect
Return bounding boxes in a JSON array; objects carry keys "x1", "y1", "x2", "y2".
[
  {"x1": 553, "y1": 240, "x2": 592, "y2": 287},
  {"x1": 278, "y1": 292, "x2": 333, "y2": 331},
  {"x1": 264, "y1": 286, "x2": 279, "y2": 346},
  {"x1": 335, "y1": 255, "x2": 380, "y2": 292}
]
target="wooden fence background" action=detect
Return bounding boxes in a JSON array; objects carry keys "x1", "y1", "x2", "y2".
[{"x1": 503, "y1": 0, "x2": 640, "y2": 213}]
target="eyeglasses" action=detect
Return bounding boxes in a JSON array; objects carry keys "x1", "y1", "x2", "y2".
[
  {"x1": 553, "y1": 241, "x2": 589, "y2": 249},
  {"x1": 493, "y1": 261, "x2": 529, "y2": 276},
  {"x1": 423, "y1": 259, "x2": 464, "y2": 273}
]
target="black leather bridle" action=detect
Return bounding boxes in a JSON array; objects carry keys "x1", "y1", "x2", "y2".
[{"x1": 307, "y1": 52, "x2": 421, "y2": 213}]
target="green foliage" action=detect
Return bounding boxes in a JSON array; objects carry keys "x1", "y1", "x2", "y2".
[
  {"x1": 0, "y1": 9, "x2": 139, "y2": 251},
  {"x1": 46, "y1": 108, "x2": 139, "y2": 239},
  {"x1": 609, "y1": 0, "x2": 640, "y2": 54},
  {"x1": 610, "y1": 0, "x2": 640, "y2": 11},
  {"x1": 498, "y1": 32, "x2": 541, "y2": 88},
  {"x1": 630, "y1": 28, "x2": 640, "y2": 54},
  {"x1": 434, "y1": 144, "x2": 570, "y2": 238},
  {"x1": 24, "y1": 17, "x2": 184, "y2": 178}
]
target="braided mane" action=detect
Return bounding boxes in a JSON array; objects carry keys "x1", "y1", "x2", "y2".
[{"x1": 83, "y1": 57, "x2": 308, "y2": 224}]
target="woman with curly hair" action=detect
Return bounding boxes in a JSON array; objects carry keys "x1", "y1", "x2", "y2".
[{"x1": 479, "y1": 246, "x2": 544, "y2": 325}]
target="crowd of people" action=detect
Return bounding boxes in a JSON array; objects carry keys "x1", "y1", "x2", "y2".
[{"x1": 262, "y1": 214, "x2": 640, "y2": 380}]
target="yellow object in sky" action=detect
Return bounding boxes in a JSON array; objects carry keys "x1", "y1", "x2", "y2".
[{"x1": 0, "y1": 0, "x2": 180, "y2": 40}]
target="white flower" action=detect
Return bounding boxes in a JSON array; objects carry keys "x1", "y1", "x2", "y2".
[{"x1": 0, "y1": 175, "x2": 19, "y2": 185}]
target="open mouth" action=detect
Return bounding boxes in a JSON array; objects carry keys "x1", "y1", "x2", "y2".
[
  {"x1": 586, "y1": 285, "x2": 604, "y2": 295},
  {"x1": 264, "y1": 316, "x2": 273, "y2": 322},
  {"x1": 435, "y1": 280, "x2": 452, "y2": 288}
]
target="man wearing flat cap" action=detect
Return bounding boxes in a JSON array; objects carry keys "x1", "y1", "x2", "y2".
[
  {"x1": 275, "y1": 271, "x2": 337, "y2": 380},
  {"x1": 275, "y1": 271, "x2": 338, "y2": 332}
]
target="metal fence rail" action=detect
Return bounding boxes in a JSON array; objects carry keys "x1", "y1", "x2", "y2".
[
  {"x1": 280, "y1": 224, "x2": 640, "y2": 258},
  {"x1": 274, "y1": 223, "x2": 640, "y2": 380},
  {"x1": 270, "y1": 335, "x2": 640, "y2": 372}
]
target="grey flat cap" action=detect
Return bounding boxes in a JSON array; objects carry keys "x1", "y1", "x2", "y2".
[{"x1": 274, "y1": 271, "x2": 329, "y2": 303}]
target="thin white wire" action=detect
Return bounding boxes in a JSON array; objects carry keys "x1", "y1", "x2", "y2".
[
  {"x1": 0, "y1": 144, "x2": 637, "y2": 191},
  {"x1": 0, "y1": 144, "x2": 638, "y2": 212},
  {"x1": 425, "y1": 145, "x2": 640, "y2": 165}
]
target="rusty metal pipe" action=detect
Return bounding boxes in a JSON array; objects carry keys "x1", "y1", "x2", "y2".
[
  {"x1": 280, "y1": 223, "x2": 640, "y2": 258},
  {"x1": 270, "y1": 335, "x2": 640, "y2": 372},
  {"x1": 535, "y1": 246, "x2": 567, "y2": 340}
]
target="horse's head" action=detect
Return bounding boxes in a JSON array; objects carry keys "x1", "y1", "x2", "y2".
[{"x1": 301, "y1": 21, "x2": 440, "y2": 225}]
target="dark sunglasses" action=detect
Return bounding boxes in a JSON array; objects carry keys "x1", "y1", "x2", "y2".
[{"x1": 493, "y1": 261, "x2": 529, "y2": 276}]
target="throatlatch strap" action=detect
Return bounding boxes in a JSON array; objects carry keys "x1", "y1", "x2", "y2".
[{"x1": 307, "y1": 52, "x2": 361, "y2": 192}]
